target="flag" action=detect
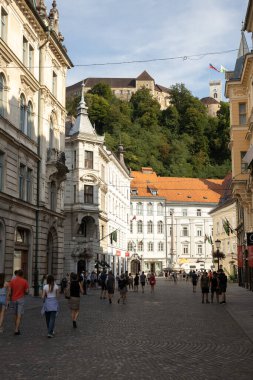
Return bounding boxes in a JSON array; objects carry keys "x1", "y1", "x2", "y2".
[
  {"x1": 209, "y1": 63, "x2": 220, "y2": 72},
  {"x1": 220, "y1": 65, "x2": 228, "y2": 73},
  {"x1": 222, "y1": 218, "x2": 234, "y2": 236},
  {"x1": 205, "y1": 234, "x2": 213, "y2": 245},
  {"x1": 110, "y1": 230, "x2": 117, "y2": 244}
]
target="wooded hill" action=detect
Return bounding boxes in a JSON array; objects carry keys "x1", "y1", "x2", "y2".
[{"x1": 66, "y1": 83, "x2": 231, "y2": 178}]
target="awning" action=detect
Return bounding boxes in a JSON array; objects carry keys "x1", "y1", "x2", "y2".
[{"x1": 243, "y1": 146, "x2": 253, "y2": 165}]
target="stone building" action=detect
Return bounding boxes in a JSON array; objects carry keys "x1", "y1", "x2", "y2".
[
  {"x1": 64, "y1": 84, "x2": 130, "y2": 275},
  {"x1": 129, "y1": 168, "x2": 226, "y2": 274},
  {"x1": 66, "y1": 71, "x2": 170, "y2": 110},
  {"x1": 200, "y1": 80, "x2": 221, "y2": 117},
  {"x1": 225, "y1": 0, "x2": 253, "y2": 290},
  {"x1": 0, "y1": 0, "x2": 72, "y2": 291}
]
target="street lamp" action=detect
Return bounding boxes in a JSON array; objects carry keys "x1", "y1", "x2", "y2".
[{"x1": 213, "y1": 239, "x2": 225, "y2": 271}]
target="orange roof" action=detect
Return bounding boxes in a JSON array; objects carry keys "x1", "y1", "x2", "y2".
[{"x1": 130, "y1": 169, "x2": 225, "y2": 203}]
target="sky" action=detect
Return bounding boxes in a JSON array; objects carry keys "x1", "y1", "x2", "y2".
[{"x1": 45, "y1": 0, "x2": 249, "y2": 100}]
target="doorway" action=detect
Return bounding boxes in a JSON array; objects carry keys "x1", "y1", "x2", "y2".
[
  {"x1": 151, "y1": 262, "x2": 155, "y2": 274},
  {"x1": 13, "y1": 250, "x2": 28, "y2": 279}
]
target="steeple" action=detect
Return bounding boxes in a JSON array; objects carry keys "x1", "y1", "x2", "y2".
[
  {"x1": 69, "y1": 83, "x2": 97, "y2": 136},
  {"x1": 49, "y1": 1, "x2": 59, "y2": 35},
  {"x1": 237, "y1": 29, "x2": 249, "y2": 58},
  {"x1": 232, "y1": 29, "x2": 250, "y2": 80}
]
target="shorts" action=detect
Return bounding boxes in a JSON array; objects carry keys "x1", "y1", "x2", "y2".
[
  {"x1": 12, "y1": 298, "x2": 25, "y2": 315},
  {"x1": 141, "y1": 282, "x2": 145, "y2": 287},
  {"x1": 68, "y1": 297, "x2": 80, "y2": 311},
  {"x1": 202, "y1": 287, "x2": 209, "y2": 294},
  {"x1": 101, "y1": 283, "x2": 107, "y2": 291}
]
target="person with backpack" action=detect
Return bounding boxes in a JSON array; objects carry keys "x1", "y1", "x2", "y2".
[
  {"x1": 200, "y1": 271, "x2": 210, "y2": 304},
  {"x1": 99, "y1": 269, "x2": 107, "y2": 300},
  {"x1": 149, "y1": 273, "x2": 156, "y2": 293}
]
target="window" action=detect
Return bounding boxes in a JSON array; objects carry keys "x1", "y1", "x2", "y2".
[
  {"x1": 49, "y1": 117, "x2": 54, "y2": 149},
  {"x1": 52, "y1": 71, "x2": 57, "y2": 97},
  {"x1": 147, "y1": 221, "x2": 153, "y2": 234},
  {"x1": 196, "y1": 227, "x2": 202, "y2": 237},
  {"x1": 137, "y1": 220, "x2": 143, "y2": 234},
  {"x1": 23, "y1": 37, "x2": 28, "y2": 65},
  {"x1": 74, "y1": 150, "x2": 77, "y2": 169},
  {"x1": 130, "y1": 202, "x2": 133, "y2": 214},
  {"x1": 85, "y1": 150, "x2": 93, "y2": 169},
  {"x1": 20, "y1": 94, "x2": 26, "y2": 133},
  {"x1": 128, "y1": 241, "x2": 134, "y2": 251},
  {"x1": 241, "y1": 151, "x2": 248, "y2": 173},
  {"x1": 197, "y1": 209, "x2": 201, "y2": 216},
  {"x1": 50, "y1": 181, "x2": 57, "y2": 211},
  {"x1": 169, "y1": 208, "x2": 174, "y2": 216},
  {"x1": 157, "y1": 203, "x2": 163, "y2": 216},
  {"x1": 101, "y1": 164, "x2": 105, "y2": 181},
  {"x1": 28, "y1": 45, "x2": 34, "y2": 72},
  {"x1": 138, "y1": 241, "x2": 143, "y2": 251},
  {"x1": 239, "y1": 103, "x2": 246, "y2": 125},
  {"x1": 0, "y1": 151, "x2": 4, "y2": 191},
  {"x1": 214, "y1": 92, "x2": 217, "y2": 99},
  {"x1": 182, "y1": 227, "x2": 188, "y2": 237},
  {"x1": 27, "y1": 101, "x2": 33, "y2": 138},
  {"x1": 84, "y1": 185, "x2": 93, "y2": 204},
  {"x1": 73, "y1": 185, "x2": 76, "y2": 203},
  {"x1": 183, "y1": 245, "x2": 189, "y2": 254},
  {"x1": 19, "y1": 164, "x2": 25, "y2": 200},
  {"x1": 157, "y1": 221, "x2": 163, "y2": 234},
  {"x1": 130, "y1": 221, "x2": 133, "y2": 233},
  {"x1": 182, "y1": 209, "x2": 187, "y2": 216},
  {"x1": 148, "y1": 242, "x2": 153, "y2": 252},
  {"x1": 158, "y1": 242, "x2": 164, "y2": 251},
  {"x1": 136, "y1": 202, "x2": 143, "y2": 215},
  {"x1": 0, "y1": 72, "x2": 6, "y2": 116},
  {"x1": 26, "y1": 168, "x2": 32, "y2": 202},
  {"x1": 197, "y1": 245, "x2": 203, "y2": 255},
  {"x1": 0, "y1": 7, "x2": 7, "y2": 42},
  {"x1": 147, "y1": 202, "x2": 153, "y2": 216}
]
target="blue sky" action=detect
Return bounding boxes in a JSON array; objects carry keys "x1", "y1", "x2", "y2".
[{"x1": 45, "y1": 0, "x2": 249, "y2": 99}]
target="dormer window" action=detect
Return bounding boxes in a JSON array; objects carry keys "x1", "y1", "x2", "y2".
[
  {"x1": 147, "y1": 185, "x2": 158, "y2": 196},
  {"x1": 131, "y1": 188, "x2": 138, "y2": 195}
]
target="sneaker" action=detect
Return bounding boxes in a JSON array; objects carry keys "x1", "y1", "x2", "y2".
[
  {"x1": 14, "y1": 330, "x2": 21, "y2": 335},
  {"x1": 73, "y1": 321, "x2": 77, "y2": 328},
  {"x1": 47, "y1": 334, "x2": 54, "y2": 338}
]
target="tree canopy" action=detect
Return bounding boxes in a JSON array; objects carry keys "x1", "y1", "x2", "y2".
[{"x1": 66, "y1": 82, "x2": 231, "y2": 178}]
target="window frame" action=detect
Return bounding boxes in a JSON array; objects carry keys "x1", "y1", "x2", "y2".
[{"x1": 84, "y1": 185, "x2": 93, "y2": 204}]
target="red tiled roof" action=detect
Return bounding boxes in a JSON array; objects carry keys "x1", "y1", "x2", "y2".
[{"x1": 130, "y1": 169, "x2": 225, "y2": 203}]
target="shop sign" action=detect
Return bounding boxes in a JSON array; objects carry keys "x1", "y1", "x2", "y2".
[
  {"x1": 116, "y1": 250, "x2": 121, "y2": 257},
  {"x1": 248, "y1": 246, "x2": 253, "y2": 268}
]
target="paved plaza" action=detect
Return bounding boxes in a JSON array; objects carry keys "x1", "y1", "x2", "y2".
[{"x1": 1, "y1": 279, "x2": 253, "y2": 380}]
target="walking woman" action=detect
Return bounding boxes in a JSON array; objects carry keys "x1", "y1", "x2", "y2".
[
  {"x1": 149, "y1": 273, "x2": 156, "y2": 293},
  {"x1": 42, "y1": 275, "x2": 59, "y2": 338},
  {"x1": 134, "y1": 273, "x2": 139, "y2": 292},
  {"x1": 117, "y1": 274, "x2": 127, "y2": 304},
  {"x1": 210, "y1": 271, "x2": 219, "y2": 303},
  {"x1": 68, "y1": 273, "x2": 83, "y2": 328},
  {"x1": 106, "y1": 271, "x2": 115, "y2": 304},
  {"x1": 0, "y1": 273, "x2": 9, "y2": 333}
]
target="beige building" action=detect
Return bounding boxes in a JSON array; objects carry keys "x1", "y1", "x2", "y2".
[
  {"x1": 0, "y1": 0, "x2": 72, "y2": 291},
  {"x1": 225, "y1": 0, "x2": 253, "y2": 289},
  {"x1": 66, "y1": 71, "x2": 170, "y2": 110}
]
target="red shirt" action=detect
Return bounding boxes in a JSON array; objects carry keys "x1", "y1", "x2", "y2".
[{"x1": 10, "y1": 276, "x2": 29, "y2": 301}]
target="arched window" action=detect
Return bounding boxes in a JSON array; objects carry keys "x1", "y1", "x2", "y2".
[
  {"x1": 147, "y1": 221, "x2": 153, "y2": 234},
  {"x1": 147, "y1": 202, "x2": 153, "y2": 216},
  {"x1": 137, "y1": 220, "x2": 143, "y2": 234},
  {"x1": 27, "y1": 101, "x2": 33, "y2": 138},
  {"x1": 0, "y1": 73, "x2": 6, "y2": 116},
  {"x1": 148, "y1": 242, "x2": 153, "y2": 252},
  {"x1": 157, "y1": 202, "x2": 163, "y2": 216},
  {"x1": 157, "y1": 221, "x2": 163, "y2": 234},
  {"x1": 138, "y1": 240, "x2": 143, "y2": 251},
  {"x1": 128, "y1": 241, "x2": 134, "y2": 251},
  {"x1": 20, "y1": 94, "x2": 26, "y2": 133},
  {"x1": 136, "y1": 202, "x2": 143, "y2": 215}
]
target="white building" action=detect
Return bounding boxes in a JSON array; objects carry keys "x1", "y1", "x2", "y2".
[
  {"x1": 129, "y1": 168, "x2": 226, "y2": 273},
  {"x1": 0, "y1": 0, "x2": 72, "y2": 290},
  {"x1": 64, "y1": 85, "x2": 131, "y2": 275}
]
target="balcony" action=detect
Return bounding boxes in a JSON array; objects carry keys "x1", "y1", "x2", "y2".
[{"x1": 46, "y1": 148, "x2": 69, "y2": 184}]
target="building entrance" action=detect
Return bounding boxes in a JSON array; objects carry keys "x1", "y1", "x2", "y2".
[{"x1": 13, "y1": 250, "x2": 28, "y2": 279}]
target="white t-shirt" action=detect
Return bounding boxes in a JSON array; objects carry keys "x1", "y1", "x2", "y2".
[{"x1": 43, "y1": 284, "x2": 58, "y2": 298}]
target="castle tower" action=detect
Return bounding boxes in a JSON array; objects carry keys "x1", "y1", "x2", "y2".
[{"x1": 209, "y1": 80, "x2": 222, "y2": 102}]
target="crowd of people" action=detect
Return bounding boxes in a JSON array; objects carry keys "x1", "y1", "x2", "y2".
[{"x1": 0, "y1": 266, "x2": 229, "y2": 338}]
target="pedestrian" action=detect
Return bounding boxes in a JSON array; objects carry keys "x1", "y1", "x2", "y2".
[
  {"x1": 117, "y1": 274, "x2": 127, "y2": 304},
  {"x1": 106, "y1": 271, "x2": 115, "y2": 304},
  {"x1": 191, "y1": 270, "x2": 198, "y2": 292},
  {"x1": 147, "y1": 271, "x2": 151, "y2": 284},
  {"x1": 210, "y1": 271, "x2": 219, "y2": 303},
  {"x1": 99, "y1": 269, "x2": 107, "y2": 299},
  {"x1": 128, "y1": 273, "x2": 133, "y2": 290},
  {"x1": 218, "y1": 269, "x2": 227, "y2": 304},
  {"x1": 149, "y1": 272, "x2": 156, "y2": 293},
  {"x1": 41, "y1": 274, "x2": 59, "y2": 338},
  {"x1": 200, "y1": 271, "x2": 210, "y2": 304},
  {"x1": 68, "y1": 272, "x2": 83, "y2": 328},
  {"x1": 172, "y1": 272, "x2": 177, "y2": 283},
  {"x1": 8, "y1": 269, "x2": 29, "y2": 335},
  {"x1": 140, "y1": 271, "x2": 146, "y2": 293},
  {"x1": 134, "y1": 273, "x2": 139, "y2": 292},
  {"x1": 0, "y1": 273, "x2": 9, "y2": 333}
]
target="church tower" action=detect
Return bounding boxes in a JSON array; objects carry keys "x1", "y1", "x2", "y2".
[{"x1": 209, "y1": 80, "x2": 222, "y2": 102}]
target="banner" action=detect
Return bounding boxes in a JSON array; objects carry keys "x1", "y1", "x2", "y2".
[
  {"x1": 248, "y1": 246, "x2": 253, "y2": 268},
  {"x1": 237, "y1": 246, "x2": 243, "y2": 268}
]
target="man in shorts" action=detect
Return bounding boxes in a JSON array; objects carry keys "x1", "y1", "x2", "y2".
[{"x1": 8, "y1": 269, "x2": 29, "y2": 335}]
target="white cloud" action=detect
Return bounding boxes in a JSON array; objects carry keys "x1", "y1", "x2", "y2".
[{"x1": 45, "y1": 0, "x2": 249, "y2": 98}]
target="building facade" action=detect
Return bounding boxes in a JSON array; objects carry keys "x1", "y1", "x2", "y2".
[
  {"x1": 64, "y1": 85, "x2": 131, "y2": 275},
  {"x1": 128, "y1": 168, "x2": 225, "y2": 274},
  {"x1": 66, "y1": 71, "x2": 170, "y2": 110},
  {"x1": 0, "y1": 0, "x2": 72, "y2": 291}
]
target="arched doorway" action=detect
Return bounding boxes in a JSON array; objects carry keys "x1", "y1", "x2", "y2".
[
  {"x1": 131, "y1": 259, "x2": 140, "y2": 274},
  {"x1": 77, "y1": 259, "x2": 86, "y2": 275}
]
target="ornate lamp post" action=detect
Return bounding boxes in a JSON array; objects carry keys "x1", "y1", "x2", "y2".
[{"x1": 213, "y1": 239, "x2": 225, "y2": 271}]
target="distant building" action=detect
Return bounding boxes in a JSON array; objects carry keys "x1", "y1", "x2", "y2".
[
  {"x1": 128, "y1": 167, "x2": 226, "y2": 273},
  {"x1": 66, "y1": 71, "x2": 170, "y2": 110},
  {"x1": 200, "y1": 80, "x2": 222, "y2": 117}
]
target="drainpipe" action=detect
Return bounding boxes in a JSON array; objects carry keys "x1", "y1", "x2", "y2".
[{"x1": 34, "y1": 28, "x2": 51, "y2": 296}]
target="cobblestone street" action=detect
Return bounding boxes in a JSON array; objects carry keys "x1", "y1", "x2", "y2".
[{"x1": 1, "y1": 279, "x2": 253, "y2": 380}]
